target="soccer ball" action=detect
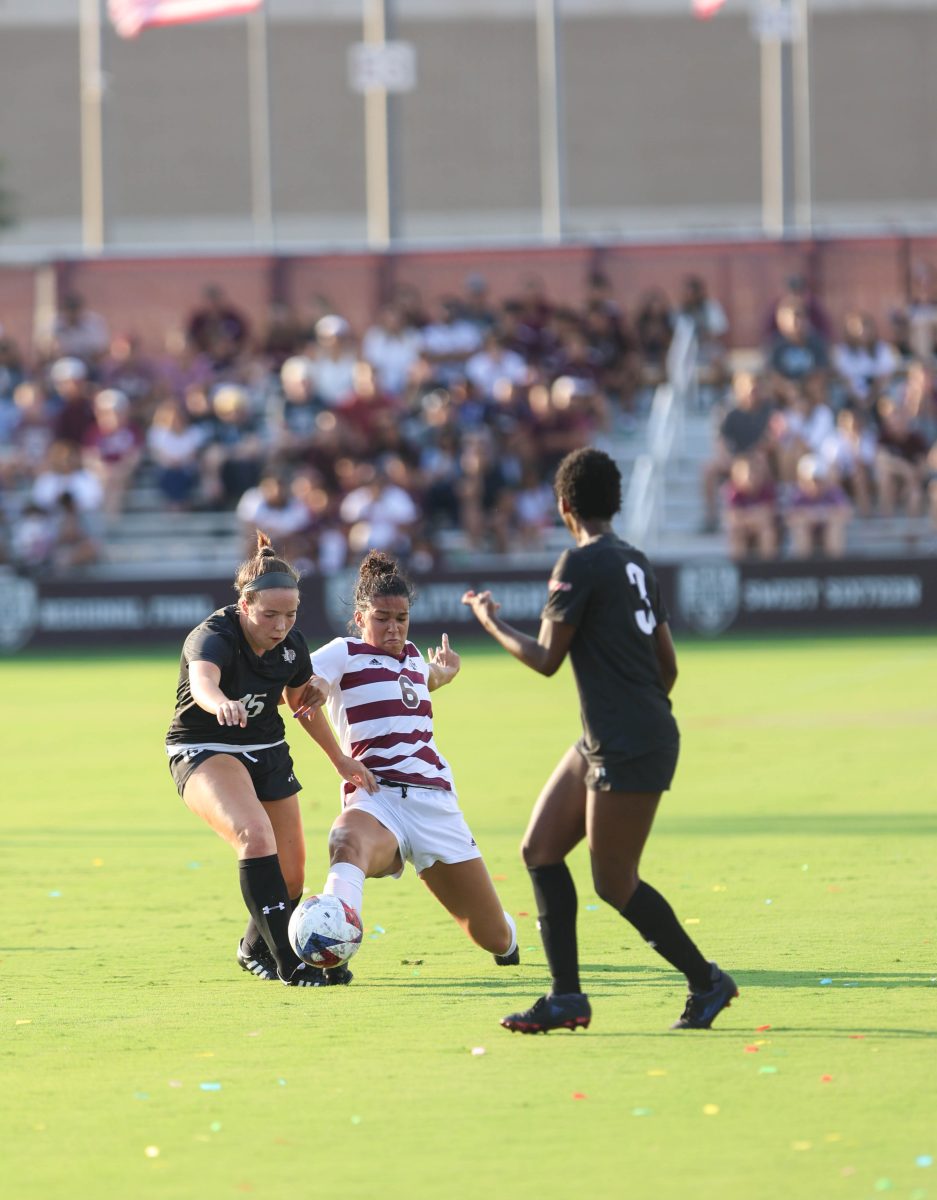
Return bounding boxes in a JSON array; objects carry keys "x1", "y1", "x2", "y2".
[{"x1": 288, "y1": 894, "x2": 363, "y2": 968}]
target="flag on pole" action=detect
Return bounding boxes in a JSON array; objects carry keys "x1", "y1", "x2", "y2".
[
  {"x1": 692, "y1": 0, "x2": 727, "y2": 18},
  {"x1": 109, "y1": 0, "x2": 261, "y2": 39}
]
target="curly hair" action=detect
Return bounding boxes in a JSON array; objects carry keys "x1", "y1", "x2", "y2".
[
  {"x1": 553, "y1": 448, "x2": 622, "y2": 521},
  {"x1": 350, "y1": 550, "x2": 414, "y2": 627}
]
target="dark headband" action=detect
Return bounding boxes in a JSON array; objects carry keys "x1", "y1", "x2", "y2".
[{"x1": 242, "y1": 571, "x2": 298, "y2": 593}]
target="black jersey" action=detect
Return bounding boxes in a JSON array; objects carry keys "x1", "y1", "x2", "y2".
[
  {"x1": 166, "y1": 606, "x2": 313, "y2": 747},
  {"x1": 541, "y1": 533, "x2": 678, "y2": 758}
]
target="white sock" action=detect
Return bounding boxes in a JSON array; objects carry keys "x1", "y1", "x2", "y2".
[
  {"x1": 322, "y1": 861, "x2": 365, "y2": 915},
  {"x1": 503, "y1": 911, "x2": 517, "y2": 956}
]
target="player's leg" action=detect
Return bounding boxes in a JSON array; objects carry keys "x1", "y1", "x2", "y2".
[
  {"x1": 419, "y1": 857, "x2": 516, "y2": 957},
  {"x1": 320, "y1": 806, "x2": 402, "y2": 914},
  {"x1": 501, "y1": 746, "x2": 592, "y2": 1034},
  {"x1": 182, "y1": 757, "x2": 314, "y2": 985},
  {"x1": 587, "y1": 780, "x2": 736, "y2": 1029}
]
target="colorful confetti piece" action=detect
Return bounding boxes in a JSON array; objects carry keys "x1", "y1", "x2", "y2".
[
  {"x1": 647, "y1": 1069, "x2": 667, "y2": 1077},
  {"x1": 199, "y1": 1082, "x2": 221, "y2": 1091},
  {"x1": 470, "y1": 1047, "x2": 486, "y2": 1057},
  {"x1": 144, "y1": 1146, "x2": 160, "y2": 1159},
  {"x1": 15, "y1": 1019, "x2": 31, "y2": 1026},
  {"x1": 712, "y1": 884, "x2": 727, "y2": 892},
  {"x1": 792, "y1": 1142, "x2": 812, "y2": 1152},
  {"x1": 820, "y1": 1075, "x2": 833, "y2": 1083},
  {"x1": 684, "y1": 918, "x2": 700, "y2": 925},
  {"x1": 756, "y1": 1024, "x2": 771, "y2": 1031},
  {"x1": 168, "y1": 1080, "x2": 183, "y2": 1088},
  {"x1": 703, "y1": 1104, "x2": 719, "y2": 1116},
  {"x1": 210, "y1": 1122, "x2": 222, "y2": 1133},
  {"x1": 916, "y1": 1156, "x2": 933, "y2": 1168},
  {"x1": 584, "y1": 904, "x2": 599, "y2": 912},
  {"x1": 631, "y1": 1107, "x2": 652, "y2": 1117},
  {"x1": 873, "y1": 1180, "x2": 893, "y2": 1192},
  {"x1": 277, "y1": 1079, "x2": 287, "y2": 1087},
  {"x1": 744, "y1": 1045, "x2": 759, "y2": 1054},
  {"x1": 759, "y1": 1067, "x2": 778, "y2": 1075},
  {"x1": 92, "y1": 858, "x2": 104, "y2": 867},
  {"x1": 819, "y1": 978, "x2": 833, "y2": 986},
  {"x1": 48, "y1": 891, "x2": 61, "y2": 899},
  {"x1": 351, "y1": 1116, "x2": 361, "y2": 1125},
  {"x1": 572, "y1": 1092, "x2": 587, "y2": 1101}
]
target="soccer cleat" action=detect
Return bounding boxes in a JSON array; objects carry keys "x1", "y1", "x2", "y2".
[
  {"x1": 322, "y1": 964, "x2": 354, "y2": 986},
  {"x1": 501, "y1": 992, "x2": 591, "y2": 1034},
  {"x1": 279, "y1": 961, "x2": 327, "y2": 987},
  {"x1": 671, "y1": 964, "x2": 738, "y2": 1030},
  {"x1": 494, "y1": 946, "x2": 521, "y2": 966},
  {"x1": 237, "y1": 939, "x2": 278, "y2": 981}
]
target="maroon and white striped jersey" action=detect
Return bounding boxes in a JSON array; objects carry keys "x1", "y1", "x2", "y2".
[{"x1": 311, "y1": 637, "x2": 455, "y2": 798}]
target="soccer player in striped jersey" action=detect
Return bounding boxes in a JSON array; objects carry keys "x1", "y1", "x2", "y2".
[
  {"x1": 463, "y1": 447, "x2": 737, "y2": 1033},
  {"x1": 294, "y1": 550, "x2": 518, "y2": 970}
]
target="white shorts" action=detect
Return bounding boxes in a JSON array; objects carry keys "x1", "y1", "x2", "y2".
[{"x1": 344, "y1": 782, "x2": 481, "y2": 876}]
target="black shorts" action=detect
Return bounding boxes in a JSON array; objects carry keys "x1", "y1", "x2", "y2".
[
  {"x1": 168, "y1": 743, "x2": 302, "y2": 802},
  {"x1": 576, "y1": 739, "x2": 679, "y2": 793}
]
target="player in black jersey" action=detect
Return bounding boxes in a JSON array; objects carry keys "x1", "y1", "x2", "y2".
[
  {"x1": 166, "y1": 531, "x2": 374, "y2": 987},
  {"x1": 463, "y1": 447, "x2": 737, "y2": 1032}
]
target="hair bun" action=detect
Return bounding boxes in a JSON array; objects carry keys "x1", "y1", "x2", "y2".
[
  {"x1": 259, "y1": 546, "x2": 276, "y2": 559},
  {"x1": 360, "y1": 550, "x2": 397, "y2": 580}
]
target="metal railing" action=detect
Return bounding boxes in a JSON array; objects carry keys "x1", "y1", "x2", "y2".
[{"x1": 620, "y1": 320, "x2": 697, "y2": 552}]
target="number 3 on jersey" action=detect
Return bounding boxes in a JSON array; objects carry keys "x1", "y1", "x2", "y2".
[{"x1": 626, "y1": 563, "x2": 658, "y2": 635}]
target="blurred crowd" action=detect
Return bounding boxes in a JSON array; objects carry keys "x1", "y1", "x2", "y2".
[
  {"x1": 0, "y1": 271, "x2": 688, "y2": 575},
  {"x1": 701, "y1": 269, "x2": 937, "y2": 560},
  {"x1": 2, "y1": 265, "x2": 936, "y2": 577}
]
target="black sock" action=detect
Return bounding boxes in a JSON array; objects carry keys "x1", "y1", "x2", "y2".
[
  {"x1": 238, "y1": 855, "x2": 300, "y2": 978},
  {"x1": 621, "y1": 881, "x2": 711, "y2": 992},
  {"x1": 243, "y1": 893, "x2": 300, "y2": 957},
  {"x1": 529, "y1": 862, "x2": 581, "y2": 996}
]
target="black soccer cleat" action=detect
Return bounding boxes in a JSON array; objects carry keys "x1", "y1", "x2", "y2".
[
  {"x1": 494, "y1": 946, "x2": 520, "y2": 966},
  {"x1": 237, "y1": 939, "x2": 278, "y2": 981},
  {"x1": 501, "y1": 992, "x2": 591, "y2": 1034},
  {"x1": 671, "y1": 964, "x2": 738, "y2": 1030},
  {"x1": 279, "y1": 961, "x2": 327, "y2": 987},
  {"x1": 322, "y1": 964, "x2": 354, "y2": 986}
]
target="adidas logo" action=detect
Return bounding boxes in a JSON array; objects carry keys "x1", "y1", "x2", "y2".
[{"x1": 369, "y1": 658, "x2": 381, "y2": 665}]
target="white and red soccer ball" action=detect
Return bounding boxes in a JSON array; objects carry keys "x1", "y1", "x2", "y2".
[{"x1": 289, "y1": 894, "x2": 363, "y2": 968}]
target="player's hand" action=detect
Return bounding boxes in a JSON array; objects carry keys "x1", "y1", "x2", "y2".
[
  {"x1": 461, "y1": 589, "x2": 501, "y2": 626},
  {"x1": 216, "y1": 698, "x2": 249, "y2": 728},
  {"x1": 427, "y1": 632, "x2": 460, "y2": 685},
  {"x1": 337, "y1": 756, "x2": 379, "y2": 795},
  {"x1": 292, "y1": 675, "x2": 329, "y2": 719}
]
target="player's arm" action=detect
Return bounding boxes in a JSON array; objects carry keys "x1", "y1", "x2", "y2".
[
  {"x1": 295, "y1": 707, "x2": 379, "y2": 795},
  {"x1": 653, "y1": 623, "x2": 678, "y2": 695},
  {"x1": 188, "y1": 659, "x2": 248, "y2": 727},
  {"x1": 284, "y1": 675, "x2": 329, "y2": 718},
  {"x1": 425, "y1": 633, "x2": 460, "y2": 691},
  {"x1": 462, "y1": 590, "x2": 575, "y2": 677}
]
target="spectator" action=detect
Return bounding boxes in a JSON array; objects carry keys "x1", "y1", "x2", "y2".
[
  {"x1": 674, "y1": 275, "x2": 730, "y2": 395},
  {"x1": 335, "y1": 361, "x2": 398, "y2": 449},
  {"x1": 724, "y1": 455, "x2": 778, "y2": 561},
  {"x1": 465, "y1": 332, "x2": 528, "y2": 400},
  {"x1": 10, "y1": 502, "x2": 58, "y2": 572},
  {"x1": 700, "y1": 370, "x2": 773, "y2": 532},
  {"x1": 33, "y1": 440, "x2": 104, "y2": 520},
  {"x1": 819, "y1": 408, "x2": 876, "y2": 518},
  {"x1": 0, "y1": 335, "x2": 25, "y2": 401},
  {"x1": 201, "y1": 384, "x2": 266, "y2": 508},
  {"x1": 784, "y1": 453, "x2": 852, "y2": 558},
  {"x1": 267, "y1": 355, "x2": 320, "y2": 462},
  {"x1": 772, "y1": 372, "x2": 835, "y2": 483},
  {"x1": 362, "y1": 303, "x2": 422, "y2": 398},
  {"x1": 236, "y1": 473, "x2": 311, "y2": 559},
  {"x1": 43, "y1": 293, "x2": 110, "y2": 364},
  {"x1": 258, "y1": 302, "x2": 304, "y2": 368},
  {"x1": 762, "y1": 274, "x2": 832, "y2": 343},
  {"x1": 582, "y1": 300, "x2": 638, "y2": 410},
  {"x1": 634, "y1": 288, "x2": 674, "y2": 391},
  {"x1": 310, "y1": 315, "x2": 357, "y2": 408},
  {"x1": 146, "y1": 400, "x2": 206, "y2": 509},
  {"x1": 874, "y1": 396, "x2": 929, "y2": 517},
  {"x1": 510, "y1": 461, "x2": 557, "y2": 548},
  {"x1": 0, "y1": 382, "x2": 54, "y2": 487},
  {"x1": 339, "y1": 460, "x2": 420, "y2": 557},
  {"x1": 456, "y1": 431, "x2": 512, "y2": 552},
  {"x1": 904, "y1": 263, "x2": 937, "y2": 361},
  {"x1": 460, "y1": 273, "x2": 498, "y2": 335},
  {"x1": 901, "y1": 360, "x2": 937, "y2": 447},
  {"x1": 419, "y1": 297, "x2": 482, "y2": 387},
  {"x1": 186, "y1": 284, "x2": 250, "y2": 367},
  {"x1": 768, "y1": 302, "x2": 829, "y2": 401},
  {"x1": 49, "y1": 358, "x2": 96, "y2": 447},
  {"x1": 99, "y1": 334, "x2": 159, "y2": 420},
  {"x1": 831, "y1": 312, "x2": 898, "y2": 409},
  {"x1": 81, "y1": 388, "x2": 144, "y2": 521}
]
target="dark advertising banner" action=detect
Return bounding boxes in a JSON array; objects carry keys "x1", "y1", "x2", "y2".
[{"x1": 1, "y1": 556, "x2": 934, "y2": 654}]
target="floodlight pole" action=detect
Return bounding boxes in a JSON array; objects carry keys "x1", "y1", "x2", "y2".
[
  {"x1": 79, "y1": 0, "x2": 106, "y2": 252},
  {"x1": 247, "y1": 2, "x2": 275, "y2": 245},
  {"x1": 792, "y1": 0, "x2": 813, "y2": 234},
  {"x1": 536, "y1": 0, "x2": 565, "y2": 243},
  {"x1": 759, "y1": 0, "x2": 796, "y2": 237},
  {"x1": 363, "y1": 0, "x2": 396, "y2": 248}
]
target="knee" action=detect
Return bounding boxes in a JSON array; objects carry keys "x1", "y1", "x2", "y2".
[
  {"x1": 328, "y1": 824, "x2": 365, "y2": 865},
  {"x1": 593, "y1": 866, "x2": 640, "y2": 911},
  {"x1": 520, "y1": 833, "x2": 557, "y2": 871},
  {"x1": 236, "y1": 815, "x2": 277, "y2": 859}
]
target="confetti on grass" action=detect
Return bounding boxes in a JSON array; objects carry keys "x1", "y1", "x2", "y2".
[
  {"x1": 572, "y1": 1093, "x2": 587, "y2": 1101},
  {"x1": 703, "y1": 1104, "x2": 719, "y2": 1116},
  {"x1": 471, "y1": 1047, "x2": 486, "y2": 1057},
  {"x1": 756, "y1": 1024, "x2": 771, "y2": 1031},
  {"x1": 144, "y1": 1147, "x2": 160, "y2": 1159},
  {"x1": 199, "y1": 1083, "x2": 222, "y2": 1092},
  {"x1": 916, "y1": 1156, "x2": 933, "y2": 1168},
  {"x1": 631, "y1": 1107, "x2": 652, "y2": 1117}
]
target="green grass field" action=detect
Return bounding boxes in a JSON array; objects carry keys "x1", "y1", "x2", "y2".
[{"x1": 3, "y1": 636, "x2": 936, "y2": 1200}]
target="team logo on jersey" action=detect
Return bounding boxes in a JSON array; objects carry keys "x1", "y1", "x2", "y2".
[
  {"x1": 548, "y1": 579, "x2": 572, "y2": 592},
  {"x1": 677, "y1": 562, "x2": 741, "y2": 634},
  {"x1": 369, "y1": 658, "x2": 381, "y2": 665},
  {"x1": 282, "y1": 647, "x2": 296, "y2": 664}
]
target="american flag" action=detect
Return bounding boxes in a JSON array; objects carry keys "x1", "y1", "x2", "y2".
[
  {"x1": 693, "y1": 0, "x2": 728, "y2": 18},
  {"x1": 108, "y1": 0, "x2": 262, "y2": 39}
]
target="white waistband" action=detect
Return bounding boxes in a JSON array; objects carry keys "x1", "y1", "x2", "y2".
[{"x1": 165, "y1": 739, "x2": 284, "y2": 757}]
